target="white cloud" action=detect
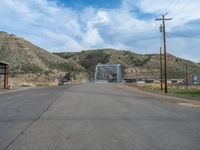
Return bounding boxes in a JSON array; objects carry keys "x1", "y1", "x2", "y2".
[
  {"x1": 138, "y1": 0, "x2": 200, "y2": 28},
  {"x1": 82, "y1": 27, "x2": 105, "y2": 47},
  {"x1": 0, "y1": 0, "x2": 199, "y2": 62},
  {"x1": 96, "y1": 11, "x2": 110, "y2": 24}
]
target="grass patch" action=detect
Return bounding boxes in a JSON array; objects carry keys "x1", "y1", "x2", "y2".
[
  {"x1": 168, "y1": 88, "x2": 200, "y2": 100},
  {"x1": 169, "y1": 89, "x2": 200, "y2": 95},
  {"x1": 128, "y1": 84, "x2": 200, "y2": 101}
]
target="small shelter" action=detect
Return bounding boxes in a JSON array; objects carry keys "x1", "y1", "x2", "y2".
[{"x1": 0, "y1": 61, "x2": 9, "y2": 89}]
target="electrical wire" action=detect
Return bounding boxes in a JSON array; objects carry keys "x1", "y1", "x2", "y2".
[
  {"x1": 164, "y1": 0, "x2": 180, "y2": 14},
  {"x1": 173, "y1": 0, "x2": 193, "y2": 18},
  {"x1": 167, "y1": 33, "x2": 200, "y2": 39}
]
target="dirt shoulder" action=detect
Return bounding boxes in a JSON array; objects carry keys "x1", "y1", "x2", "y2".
[
  {"x1": 0, "y1": 87, "x2": 35, "y2": 95},
  {"x1": 114, "y1": 84, "x2": 200, "y2": 108}
]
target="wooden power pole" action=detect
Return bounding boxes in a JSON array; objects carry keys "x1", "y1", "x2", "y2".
[
  {"x1": 160, "y1": 47, "x2": 163, "y2": 90},
  {"x1": 185, "y1": 64, "x2": 188, "y2": 86},
  {"x1": 155, "y1": 14, "x2": 172, "y2": 93}
]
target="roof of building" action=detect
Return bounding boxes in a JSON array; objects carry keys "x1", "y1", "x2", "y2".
[{"x1": 0, "y1": 61, "x2": 9, "y2": 65}]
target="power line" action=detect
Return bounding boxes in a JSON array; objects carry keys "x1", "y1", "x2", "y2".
[
  {"x1": 167, "y1": 33, "x2": 200, "y2": 39},
  {"x1": 165, "y1": 0, "x2": 192, "y2": 19},
  {"x1": 164, "y1": 0, "x2": 180, "y2": 14},
  {"x1": 131, "y1": 35, "x2": 161, "y2": 42},
  {"x1": 172, "y1": 0, "x2": 193, "y2": 18}
]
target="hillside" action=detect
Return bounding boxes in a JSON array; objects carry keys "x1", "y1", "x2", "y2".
[
  {"x1": 54, "y1": 49, "x2": 200, "y2": 79},
  {"x1": 1, "y1": 31, "x2": 199, "y2": 83},
  {"x1": 0, "y1": 32, "x2": 87, "y2": 86},
  {"x1": 0, "y1": 31, "x2": 84, "y2": 76}
]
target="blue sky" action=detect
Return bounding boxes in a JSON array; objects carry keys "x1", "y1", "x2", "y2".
[
  {"x1": 0, "y1": 0, "x2": 200, "y2": 62},
  {"x1": 54, "y1": 0, "x2": 121, "y2": 9}
]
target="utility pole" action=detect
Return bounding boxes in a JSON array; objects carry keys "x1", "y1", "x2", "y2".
[
  {"x1": 155, "y1": 14, "x2": 172, "y2": 93},
  {"x1": 160, "y1": 47, "x2": 163, "y2": 90},
  {"x1": 185, "y1": 64, "x2": 188, "y2": 86}
]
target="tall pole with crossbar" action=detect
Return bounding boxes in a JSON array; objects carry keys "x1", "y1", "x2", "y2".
[{"x1": 155, "y1": 14, "x2": 172, "y2": 93}]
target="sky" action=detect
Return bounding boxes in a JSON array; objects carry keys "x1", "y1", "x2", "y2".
[{"x1": 0, "y1": 0, "x2": 200, "y2": 62}]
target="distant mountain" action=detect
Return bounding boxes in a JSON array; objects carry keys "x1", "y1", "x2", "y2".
[
  {"x1": 0, "y1": 31, "x2": 83, "y2": 77},
  {"x1": 54, "y1": 49, "x2": 200, "y2": 79},
  {"x1": 1, "y1": 31, "x2": 199, "y2": 82}
]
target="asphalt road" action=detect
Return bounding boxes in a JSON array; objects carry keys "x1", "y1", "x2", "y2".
[{"x1": 0, "y1": 83, "x2": 200, "y2": 150}]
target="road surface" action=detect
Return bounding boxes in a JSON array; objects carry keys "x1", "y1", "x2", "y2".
[{"x1": 0, "y1": 83, "x2": 200, "y2": 150}]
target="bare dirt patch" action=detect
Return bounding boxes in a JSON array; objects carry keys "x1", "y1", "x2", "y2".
[{"x1": 178, "y1": 103, "x2": 200, "y2": 108}]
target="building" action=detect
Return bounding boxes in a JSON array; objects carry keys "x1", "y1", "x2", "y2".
[
  {"x1": 0, "y1": 61, "x2": 9, "y2": 89},
  {"x1": 187, "y1": 74, "x2": 200, "y2": 85},
  {"x1": 170, "y1": 79, "x2": 184, "y2": 84}
]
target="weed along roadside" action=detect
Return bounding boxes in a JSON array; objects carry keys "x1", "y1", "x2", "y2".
[
  {"x1": 168, "y1": 88, "x2": 200, "y2": 100},
  {"x1": 120, "y1": 83, "x2": 200, "y2": 108}
]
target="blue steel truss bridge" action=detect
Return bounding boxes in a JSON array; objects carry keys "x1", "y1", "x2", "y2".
[{"x1": 94, "y1": 64, "x2": 122, "y2": 83}]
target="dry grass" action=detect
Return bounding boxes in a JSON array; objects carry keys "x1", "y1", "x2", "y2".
[
  {"x1": 126, "y1": 83, "x2": 200, "y2": 101},
  {"x1": 116, "y1": 83, "x2": 200, "y2": 108}
]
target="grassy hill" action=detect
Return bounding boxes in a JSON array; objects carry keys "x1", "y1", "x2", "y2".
[
  {"x1": 1, "y1": 31, "x2": 199, "y2": 83},
  {"x1": 0, "y1": 31, "x2": 84, "y2": 77},
  {"x1": 0, "y1": 31, "x2": 87, "y2": 86},
  {"x1": 54, "y1": 49, "x2": 200, "y2": 79}
]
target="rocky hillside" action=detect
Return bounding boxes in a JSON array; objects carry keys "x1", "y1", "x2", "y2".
[
  {"x1": 54, "y1": 49, "x2": 200, "y2": 79},
  {"x1": 0, "y1": 31, "x2": 84, "y2": 77},
  {"x1": 1, "y1": 31, "x2": 199, "y2": 82}
]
